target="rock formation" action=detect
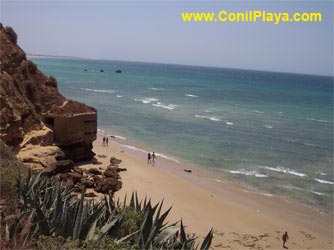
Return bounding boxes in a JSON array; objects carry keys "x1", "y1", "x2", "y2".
[{"x1": 0, "y1": 24, "x2": 97, "y2": 168}]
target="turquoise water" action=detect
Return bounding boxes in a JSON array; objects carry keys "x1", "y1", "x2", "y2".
[{"x1": 31, "y1": 57, "x2": 333, "y2": 212}]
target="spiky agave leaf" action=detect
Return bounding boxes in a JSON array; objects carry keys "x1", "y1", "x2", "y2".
[
  {"x1": 73, "y1": 187, "x2": 86, "y2": 239},
  {"x1": 81, "y1": 202, "x2": 105, "y2": 240},
  {"x1": 154, "y1": 225, "x2": 179, "y2": 246},
  {"x1": 93, "y1": 212, "x2": 125, "y2": 241},
  {"x1": 200, "y1": 228, "x2": 213, "y2": 250}
]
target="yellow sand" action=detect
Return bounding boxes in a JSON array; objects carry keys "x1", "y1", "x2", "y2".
[{"x1": 82, "y1": 138, "x2": 333, "y2": 249}]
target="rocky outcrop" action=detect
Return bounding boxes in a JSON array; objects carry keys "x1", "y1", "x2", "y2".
[{"x1": 0, "y1": 24, "x2": 97, "y2": 166}]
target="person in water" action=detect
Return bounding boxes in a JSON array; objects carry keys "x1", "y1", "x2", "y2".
[
  {"x1": 147, "y1": 152, "x2": 151, "y2": 164},
  {"x1": 152, "y1": 152, "x2": 157, "y2": 164},
  {"x1": 282, "y1": 231, "x2": 289, "y2": 248}
]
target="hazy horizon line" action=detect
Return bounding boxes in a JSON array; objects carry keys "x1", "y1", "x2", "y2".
[{"x1": 27, "y1": 53, "x2": 334, "y2": 78}]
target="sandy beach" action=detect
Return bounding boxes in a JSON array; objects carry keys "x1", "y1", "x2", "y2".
[{"x1": 81, "y1": 136, "x2": 333, "y2": 249}]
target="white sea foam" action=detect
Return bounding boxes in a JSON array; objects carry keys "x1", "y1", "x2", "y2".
[
  {"x1": 288, "y1": 170, "x2": 307, "y2": 177},
  {"x1": 314, "y1": 178, "x2": 334, "y2": 185},
  {"x1": 97, "y1": 129, "x2": 105, "y2": 135},
  {"x1": 82, "y1": 88, "x2": 114, "y2": 94},
  {"x1": 265, "y1": 166, "x2": 307, "y2": 177},
  {"x1": 152, "y1": 102, "x2": 177, "y2": 110},
  {"x1": 112, "y1": 135, "x2": 127, "y2": 140},
  {"x1": 258, "y1": 192, "x2": 274, "y2": 197},
  {"x1": 229, "y1": 169, "x2": 267, "y2": 178},
  {"x1": 311, "y1": 191, "x2": 325, "y2": 196},
  {"x1": 265, "y1": 166, "x2": 287, "y2": 173},
  {"x1": 155, "y1": 153, "x2": 180, "y2": 163},
  {"x1": 119, "y1": 144, "x2": 147, "y2": 154},
  {"x1": 116, "y1": 95, "x2": 122, "y2": 98},
  {"x1": 243, "y1": 109, "x2": 264, "y2": 114},
  {"x1": 265, "y1": 125, "x2": 273, "y2": 129},
  {"x1": 303, "y1": 118, "x2": 331, "y2": 123},
  {"x1": 134, "y1": 98, "x2": 159, "y2": 104},
  {"x1": 185, "y1": 94, "x2": 199, "y2": 98},
  {"x1": 195, "y1": 115, "x2": 221, "y2": 122},
  {"x1": 226, "y1": 122, "x2": 234, "y2": 125},
  {"x1": 151, "y1": 87, "x2": 165, "y2": 91}
]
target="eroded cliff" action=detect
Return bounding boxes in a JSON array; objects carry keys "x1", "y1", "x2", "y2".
[{"x1": 0, "y1": 23, "x2": 97, "y2": 167}]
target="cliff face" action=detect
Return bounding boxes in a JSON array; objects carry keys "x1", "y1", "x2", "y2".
[{"x1": 0, "y1": 24, "x2": 97, "y2": 165}]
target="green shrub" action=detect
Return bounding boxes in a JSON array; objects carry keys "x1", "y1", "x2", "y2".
[{"x1": 0, "y1": 140, "x2": 28, "y2": 209}]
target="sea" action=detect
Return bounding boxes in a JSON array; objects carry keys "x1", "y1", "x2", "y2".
[{"x1": 30, "y1": 57, "x2": 334, "y2": 213}]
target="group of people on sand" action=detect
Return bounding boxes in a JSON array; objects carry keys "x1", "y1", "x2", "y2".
[
  {"x1": 147, "y1": 152, "x2": 156, "y2": 165},
  {"x1": 102, "y1": 136, "x2": 109, "y2": 147}
]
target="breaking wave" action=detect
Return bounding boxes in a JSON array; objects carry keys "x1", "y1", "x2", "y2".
[
  {"x1": 228, "y1": 169, "x2": 268, "y2": 178},
  {"x1": 195, "y1": 115, "x2": 221, "y2": 122},
  {"x1": 81, "y1": 88, "x2": 115, "y2": 94},
  {"x1": 185, "y1": 94, "x2": 199, "y2": 98},
  {"x1": 314, "y1": 178, "x2": 334, "y2": 185},
  {"x1": 134, "y1": 98, "x2": 159, "y2": 104},
  {"x1": 265, "y1": 166, "x2": 307, "y2": 177},
  {"x1": 152, "y1": 102, "x2": 178, "y2": 110}
]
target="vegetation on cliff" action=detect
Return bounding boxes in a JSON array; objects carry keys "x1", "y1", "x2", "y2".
[{"x1": 0, "y1": 142, "x2": 213, "y2": 249}]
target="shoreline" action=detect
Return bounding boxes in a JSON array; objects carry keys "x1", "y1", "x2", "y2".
[
  {"x1": 99, "y1": 130, "x2": 332, "y2": 216},
  {"x1": 83, "y1": 134, "x2": 333, "y2": 249}
]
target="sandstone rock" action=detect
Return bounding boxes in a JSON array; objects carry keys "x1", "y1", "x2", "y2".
[
  {"x1": 66, "y1": 172, "x2": 83, "y2": 184},
  {"x1": 109, "y1": 157, "x2": 122, "y2": 166},
  {"x1": 81, "y1": 178, "x2": 95, "y2": 188},
  {"x1": 97, "y1": 154, "x2": 107, "y2": 158},
  {"x1": 41, "y1": 160, "x2": 74, "y2": 177},
  {"x1": 0, "y1": 25, "x2": 97, "y2": 163},
  {"x1": 104, "y1": 167, "x2": 120, "y2": 179},
  {"x1": 94, "y1": 177, "x2": 122, "y2": 194},
  {"x1": 86, "y1": 168, "x2": 102, "y2": 175},
  {"x1": 73, "y1": 166, "x2": 83, "y2": 175},
  {"x1": 85, "y1": 192, "x2": 97, "y2": 198}
]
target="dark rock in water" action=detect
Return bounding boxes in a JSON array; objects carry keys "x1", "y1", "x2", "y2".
[
  {"x1": 184, "y1": 169, "x2": 192, "y2": 173},
  {"x1": 94, "y1": 177, "x2": 122, "y2": 194},
  {"x1": 100, "y1": 69, "x2": 104, "y2": 72},
  {"x1": 115, "y1": 69, "x2": 122, "y2": 73},
  {"x1": 83, "y1": 69, "x2": 87, "y2": 72},
  {"x1": 110, "y1": 157, "x2": 122, "y2": 166},
  {"x1": 86, "y1": 168, "x2": 102, "y2": 175}
]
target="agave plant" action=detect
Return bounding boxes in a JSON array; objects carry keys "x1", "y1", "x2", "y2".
[{"x1": 1, "y1": 169, "x2": 214, "y2": 249}]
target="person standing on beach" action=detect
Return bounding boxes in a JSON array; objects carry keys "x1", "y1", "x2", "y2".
[
  {"x1": 147, "y1": 152, "x2": 151, "y2": 164},
  {"x1": 152, "y1": 152, "x2": 157, "y2": 164},
  {"x1": 106, "y1": 137, "x2": 109, "y2": 147},
  {"x1": 102, "y1": 137, "x2": 105, "y2": 147},
  {"x1": 282, "y1": 231, "x2": 289, "y2": 249}
]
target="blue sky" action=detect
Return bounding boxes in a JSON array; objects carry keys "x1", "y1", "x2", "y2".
[{"x1": 1, "y1": 0, "x2": 333, "y2": 76}]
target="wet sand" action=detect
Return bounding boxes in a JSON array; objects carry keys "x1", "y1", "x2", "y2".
[{"x1": 82, "y1": 136, "x2": 333, "y2": 249}]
